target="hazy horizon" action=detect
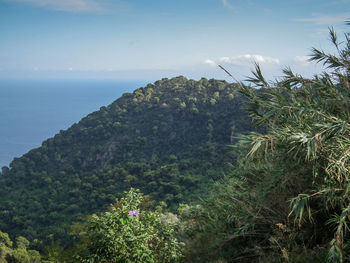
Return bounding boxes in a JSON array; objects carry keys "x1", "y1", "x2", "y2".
[
  {"x1": 0, "y1": 78, "x2": 147, "y2": 168},
  {"x1": 1, "y1": 0, "x2": 349, "y2": 82}
]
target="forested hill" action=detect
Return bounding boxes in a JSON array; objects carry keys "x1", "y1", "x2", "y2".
[{"x1": 0, "y1": 76, "x2": 257, "y2": 245}]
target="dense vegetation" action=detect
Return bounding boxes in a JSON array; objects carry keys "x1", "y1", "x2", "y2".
[
  {"x1": 181, "y1": 27, "x2": 350, "y2": 262},
  {"x1": 76, "y1": 188, "x2": 183, "y2": 263},
  {"x1": 1, "y1": 23, "x2": 349, "y2": 263},
  {"x1": 0, "y1": 76, "x2": 256, "y2": 248},
  {"x1": 0, "y1": 230, "x2": 41, "y2": 263}
]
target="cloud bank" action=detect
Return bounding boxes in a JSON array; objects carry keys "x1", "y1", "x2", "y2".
[
  {"x1": 220, "y1": 54, "x2": 280, "y2": 65},
  {"x1": 204, "y1": 54, "x2": 280, "y2": 68}
]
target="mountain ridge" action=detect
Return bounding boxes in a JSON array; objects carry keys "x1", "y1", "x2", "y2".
[{"x1": 0, "y1": 76, "x2": 257, "y2": 246}]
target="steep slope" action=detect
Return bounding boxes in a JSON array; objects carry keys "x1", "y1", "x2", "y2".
[{"x1": 0, "y1": 76, "x2": 256, "y2": 244}]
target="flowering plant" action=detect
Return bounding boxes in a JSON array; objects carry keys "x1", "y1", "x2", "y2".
[
  {"x1": 79, "y1": 188, "x2": 183, "y2": 263},
  {"x1": 128, "y1": 209, "x2": 138, "y2": 216}
]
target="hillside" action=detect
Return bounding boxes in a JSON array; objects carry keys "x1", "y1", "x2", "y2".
[{"x1": 0, "y1": 76, "x2": 257, "y2": 245}]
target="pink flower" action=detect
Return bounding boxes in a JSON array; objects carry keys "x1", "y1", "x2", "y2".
[{"x1": 128, "y1": 210, "x2": 139, "y2": 216}]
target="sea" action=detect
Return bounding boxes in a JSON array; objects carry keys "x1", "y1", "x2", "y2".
[{"x1": 0, "y1": 78, "x2": 147, "y2": 168}]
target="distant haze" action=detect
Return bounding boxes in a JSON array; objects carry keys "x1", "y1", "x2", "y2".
[
  {"x1": 0, "y1": 0, "x2": 349, "y2": 81},
  {"x1": 0, "y1": 79, "x2": 146, "y2": 167}
]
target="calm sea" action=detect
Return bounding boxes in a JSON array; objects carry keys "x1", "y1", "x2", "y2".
[{"x1": 0, "y1": 79, "x2": 147, "y2": 168}]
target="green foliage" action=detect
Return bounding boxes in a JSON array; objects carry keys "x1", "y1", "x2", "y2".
[
  {"x1": 239, "y1": 27, "x2": 350, "y2": 262},
  {"x1": 183, "y1": 27, "x2": 350, "y2": 262},
  {"x1": 181, "y1": 152, "x2": 285, "y2": 262},
  {"x1": 2, "y1": 22, "x2": 349, "y2": 263},
  {"x1": 76, "y1": 188, "x2": 183, "y2": 263},
  {"x1": 0, "y1": 229, "x2": 42, "y2": 262},
  {"x1": 0, "y1": 77, "x2": 257, "y2": 247}
]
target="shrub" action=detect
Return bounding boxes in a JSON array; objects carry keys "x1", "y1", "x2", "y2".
[{"x1": 77, "y1": 188, "x2": 183, "y2": 263}]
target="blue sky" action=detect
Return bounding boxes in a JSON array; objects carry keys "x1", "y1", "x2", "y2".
[{"x1": 0, "y1": 0, "x2": 349, "y2": 81}]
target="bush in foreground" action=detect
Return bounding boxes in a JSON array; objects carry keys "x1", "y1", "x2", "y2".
[{"x1": 76, "y1": 188, "x2": 183, "y2": 263}]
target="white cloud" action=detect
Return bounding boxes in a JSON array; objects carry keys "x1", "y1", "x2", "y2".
[
  {"x1": 294, "y1": 13, "x2": 349, "y2": 25},
  {"x1": 217, "y1": 54, "x2": 280, "y2": 65},
  {"x1": 220, "y1": 0, "x2": 235, "y2": 10},
  {"x1": 203, "y1": 59, "x2": 217, "y2": 67},
  {"x1": 6, "y1": 0, "x2": 104, "y2": 12},
  {"x1": 294, "y1": 56, "x2": 310, "y2": 63},
  {"x1": 293, "y1": 56, "x2": 314, "y2": 67}
]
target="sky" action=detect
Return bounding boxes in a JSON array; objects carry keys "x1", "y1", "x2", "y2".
[{"x1": 0, "y1": 0, "x2": 349, "y2": 82}]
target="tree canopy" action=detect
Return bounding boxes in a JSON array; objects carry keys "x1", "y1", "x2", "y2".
[{"x1": 0, "y1": 76, "x2": 257, "y2": 248}]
